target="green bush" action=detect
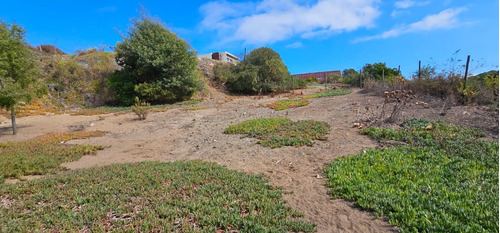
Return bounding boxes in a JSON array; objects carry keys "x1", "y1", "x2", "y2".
[
  {"x1": 286, "y1": 76, "x2": 308, "y2": 89},
  {"x1": 213, "y1": 62, "x2": 234, "y2": 84},
  {"x1": 110, "y1": 13, "x2": 202, "y2": 105},
  {"x1": 226, "y1": 48, "x2": 290, "y2": 94}
]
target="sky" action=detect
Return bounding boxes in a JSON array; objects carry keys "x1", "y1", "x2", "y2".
[{"x1": 0, "y1": 0, "x2": 498, "y2": 78}]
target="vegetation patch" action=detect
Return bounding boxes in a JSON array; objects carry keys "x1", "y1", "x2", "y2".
[
  {"x1": 224, "y1": 118, "x2": 329, "y2": 148},
  {"x1": 182, "y1": 106, "x2": 206, "y2": 111},
  {"x1": 0, "y1": 131, "x2": 107, "y2": 183},
  {"x1": 267, "y1": 99, "x2": 310, "y2": 111},
  {"x1": 325, "y1": 119, "x2": 498, "y2": 232},
  {"x1": 0, "y1": 161, "x2": 316, "y2": 232},
  {"x1": 303, "y1": 89, "x2": 351, "y2": 99}
]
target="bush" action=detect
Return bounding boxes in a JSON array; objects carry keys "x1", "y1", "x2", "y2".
[
  {"x1": 226, "y1": 47, "x2": 290, "y2": 94},
  {"x1": 131, "y1": 97, "x2": 150, "y2": 120},
  {"x1": 110, "y1": 13, "x2": 202, "y2": 105},
  {"x1": 286, "y1": 76, "x2": 308, "y2": 89},
  {"x1": 213, "y1": 62, "x2": 234, "y2": 84}
]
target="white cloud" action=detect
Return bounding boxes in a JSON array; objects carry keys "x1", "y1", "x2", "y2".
[
  {"x1": 355, "y1": 7, "x2": 466, "y2": 42},
  {"x1": 394, "y1": 0, "x2": 430, "y2": 9},
  {"x1": 286, "y1": 42, "x2": 303, "y2": 48},
  {"x1": 199, "y1": 0, "x2": 380, "y2": 45}
]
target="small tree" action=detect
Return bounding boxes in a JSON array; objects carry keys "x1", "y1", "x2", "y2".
[
  {"x1": 0, "y1": 22, "x2": 42, "y2": 135},
  {"x1": 110, "y1": 12, "x2": 202, "y2": 105},
  {"x1": 226, "y1": 47, "x2": 290, "y2": 94}
]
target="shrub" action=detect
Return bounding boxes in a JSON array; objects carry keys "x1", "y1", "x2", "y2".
[
  {"x1": 110, "y1": 13, "x2": 202, "y2": 105},
  {"x1": 213, "y1": 62, "x2": 234, "y2": 84},
  {"x1": 131, "y1": 97, "x2": 150, "y2": 120},
  {"x1": 226, "y1": 47, "x2": 290, "y2": 94}
]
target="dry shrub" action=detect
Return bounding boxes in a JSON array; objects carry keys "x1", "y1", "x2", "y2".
[
  {"x1": 408, "y1": 74, "x2": 461, "y2": 100},
  {"x1": 132, "y1": 97, "x2": 150, "y2": 120},
  {"x1": 34, "y1": 44, "x2": 66, "y2": 55}
]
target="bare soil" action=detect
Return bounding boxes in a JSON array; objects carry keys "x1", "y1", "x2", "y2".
[{"x1": 0, "y1": 87, "x2": 497, "y2": 233}]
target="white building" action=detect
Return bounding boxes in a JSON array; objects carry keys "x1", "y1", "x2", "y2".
[{"x1": 198, "y1": 52, "x2": 240, "y2": 63}]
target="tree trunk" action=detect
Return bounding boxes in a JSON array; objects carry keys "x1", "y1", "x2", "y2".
[{"x1": 11, "y1": 105, "x2": 17, "y2": 135}]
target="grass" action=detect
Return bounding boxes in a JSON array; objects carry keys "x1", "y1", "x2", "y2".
[
  {"x1": 303, "y1": 89, "x2": 351, "y2": 99},
  {"x1": 224, "y1": 118, "x2": 329, "y2": 148},
  {"x1": 325, "y1": 119, "x2": 498, "y2": 232},
  {"x1": 0, "y1": 161, "x2": 316, "y2": 232},
  {"x1": 267, "y1": 99, "x2": 310, "y2": 111},
  {"x1": 0, "y1": 131, "x2": 107, "y2": 183}
]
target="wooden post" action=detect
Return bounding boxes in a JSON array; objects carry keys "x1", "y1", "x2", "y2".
[
  {"x1": 464, "y1": 55, "x2": 470, "y2": 87},
  {"x1": 11, "y1": 106, "x2": 17, "y2": 135},
  {"x1": 418, "y1": 61, "x2": 421, "y2": 80},
  {"x1": 398, "y1": 65, "x2": 400, "y2": 75},
  {"x1": 244, "y1": 48, "x2": 247, "y2": 60}
]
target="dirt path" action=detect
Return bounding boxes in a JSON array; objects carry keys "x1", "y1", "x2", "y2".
[{"x1": 1, "y1": 88, "x2": 496, "y2": 232}]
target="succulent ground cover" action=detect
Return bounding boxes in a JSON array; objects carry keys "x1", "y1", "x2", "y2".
[
  {"x1": 267, "y1": 99, "x2": 310, "y2": 111},
  {"x1": 0, "y1": 131, "x2": 107, "y2": 183},
  {"x1": 303, "y1": 89, "x2": 351, "y2": 99},
  {"x1": 224, "y1": 118, "x2": 329, "y2": 148},
  {"x1": 325, "y1": 119, "x2": 498, "y2": 232},
  {"x1": 0, "y1": 161, "x2": 315, "y2": 232}
]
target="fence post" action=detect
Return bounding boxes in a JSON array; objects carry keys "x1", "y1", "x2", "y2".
[{"x1": 464, "y1": 55, "x2": 471, "y2": 87}]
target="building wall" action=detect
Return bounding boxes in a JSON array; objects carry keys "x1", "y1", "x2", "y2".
[
  {"x1": 293, "y1": 70, "x2": 342, "y2": 81},
  {"x1": 197, "y1": 52, "x2": 239, "y2": 63}
]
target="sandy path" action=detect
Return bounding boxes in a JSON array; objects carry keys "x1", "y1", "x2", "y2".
[{"x1": 4, "y1": 88, "x2": 495, "y2": 232}]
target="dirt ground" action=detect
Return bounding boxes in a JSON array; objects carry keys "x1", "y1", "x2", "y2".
[{"x1": 0, "y1": 87, "x2": 497, "y2": 233}]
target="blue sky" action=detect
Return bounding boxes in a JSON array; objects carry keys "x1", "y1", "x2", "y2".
[{"x1": 1, "y1": 0, "x2": 498, "y2": 77}]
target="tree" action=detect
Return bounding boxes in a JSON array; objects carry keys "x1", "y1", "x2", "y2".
[
  {"x1": 109, "y1": 13, "x2": 202, "y2": 105},
  {"x1": 362, "y1": 62, "x2": 400, "y2": 81},
  {"x1": 341, "y1": 69, "x2": 359, "y2": 85},
  {"x1": 227, "y1": 47, "x2": 290, "y2": 94},
  {"x1": 0, "y1": 22, "x2": 42, "y2": 135}
]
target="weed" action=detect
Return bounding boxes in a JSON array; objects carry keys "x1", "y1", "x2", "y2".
[
  {"x1": 131, "y1": 97, "x2": 150, "y2": 120},
  {"x1": 225, "y1": 118, "x2": 329, "y2": 148},
  {"x1": 326, "y1": 119, "x2": 498, "y2": 232},
  {"x1": 267, "y1": 99, "x2": 309, "y2": 111},
  {"x1": 0, "y1": 161, "x2": 316, "y2": 232},
  {"x1": 303, "y1": 89, "x2": 351, "y2": 99},
  {"x1": 0, "y1": 131, "x2": 107, "y2": 182}
]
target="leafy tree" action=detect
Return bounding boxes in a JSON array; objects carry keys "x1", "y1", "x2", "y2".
[
  {"x1": 0, "y1": 22, "x2": 42, "y2": 135},
  {"x1": 110, "y1": 13, "x2": 202, "y2": 105},
  {"x1": 341, "y1": 69, "x2": 359, "y2": 85},
  {"x1": 362, "y1": 62, "x2": 400, "y2": 81},
  {"x1": 227, "y1": 47, "x2": 290, "y2": 94}
]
